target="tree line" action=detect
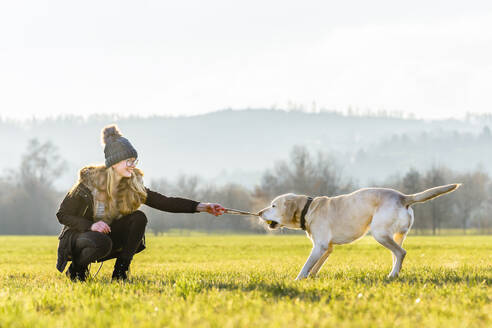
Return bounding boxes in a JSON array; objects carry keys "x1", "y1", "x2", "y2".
[{"x1": 1, "y1": 140, "x2": 491, "y2": 235}]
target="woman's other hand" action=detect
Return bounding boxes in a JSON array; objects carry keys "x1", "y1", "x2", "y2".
[
  {"x1": 91, "y1": 220, "x2": 111, "y2": 234},
  {"x1": 197, "y1": 203, "x2": 225, "y2": 216}
]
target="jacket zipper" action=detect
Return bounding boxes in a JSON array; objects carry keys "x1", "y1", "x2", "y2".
[{"x1": 81, "y1": 191, "x2": 90, "y2": 217}]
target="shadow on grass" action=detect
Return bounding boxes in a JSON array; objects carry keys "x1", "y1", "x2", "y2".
[
  {"x1": 171, "y1": 279, "x2": 331, "y2": 302},
  {"x1": 128, "y1": 268, "x2": 491, "y2": 301}
]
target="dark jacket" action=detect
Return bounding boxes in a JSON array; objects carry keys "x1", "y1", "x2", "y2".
[{"x1": 56, "y1": 182, "x2": 199, "y2": 272}]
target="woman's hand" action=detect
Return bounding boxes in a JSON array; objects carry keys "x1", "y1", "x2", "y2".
[
  {"x1": 91, "y1": 220, "x2": 111, "y2": 234},
  {"x1": 197, "y1": 203, "x2": 225, "y2": 216}
]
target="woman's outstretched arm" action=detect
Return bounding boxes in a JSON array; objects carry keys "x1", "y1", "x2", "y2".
[{"x1": 144, "y1": 188, "x2": 224, "y2": 216}]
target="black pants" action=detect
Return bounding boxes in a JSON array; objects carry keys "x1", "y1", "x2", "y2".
[{"x1": 71, "y1": 210, "x2": 147, "y2": 268}]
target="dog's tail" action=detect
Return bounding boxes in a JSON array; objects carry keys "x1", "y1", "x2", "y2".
[{"x1": 402, "y1": 183, "x2": 461, "y2": 207}]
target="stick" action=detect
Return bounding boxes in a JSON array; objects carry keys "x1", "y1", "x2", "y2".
[{"x1": 223, "y1": 208, "x2": 260, "y2": 216}]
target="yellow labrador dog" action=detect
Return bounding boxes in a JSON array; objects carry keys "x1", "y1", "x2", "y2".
[{"x1": 258, "y1": 184, "x2": 460, "y2": 280}]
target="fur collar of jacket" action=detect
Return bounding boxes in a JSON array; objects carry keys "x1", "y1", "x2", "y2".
[{"x1": 75, "y1": 164, "x2": 147, "y2": 223}]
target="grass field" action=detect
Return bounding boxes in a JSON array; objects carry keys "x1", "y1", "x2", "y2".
[{"x1": 0, "y1": 235, "x2": 490, "y2": 328}]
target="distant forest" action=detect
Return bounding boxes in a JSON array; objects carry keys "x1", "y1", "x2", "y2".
[{"x1": 0, "y1": 134, "x2": 490, "y2": 235}]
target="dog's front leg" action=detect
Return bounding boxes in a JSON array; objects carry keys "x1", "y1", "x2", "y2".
[
  {"x1": 309, "y1": 243, "x2": 333, "y2": 278},
  {"x1": 295, "y1": 245, "x2": 326, "y2": 280}
]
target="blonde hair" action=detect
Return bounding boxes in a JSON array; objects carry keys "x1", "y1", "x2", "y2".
[
  {"x1": 105, "y1": 166, "x2": 147, "y2": 217},
  {"x1": 69, "y1": 164, "x2": 147, "y2": 221}
]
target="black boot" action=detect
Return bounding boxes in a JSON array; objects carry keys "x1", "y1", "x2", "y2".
[
  {"x1": 112, "y1": 258, "x2": 131, "y2": 281},
  {"x1": 66, "y1": 262, "x2": 89, "y2": 282}
]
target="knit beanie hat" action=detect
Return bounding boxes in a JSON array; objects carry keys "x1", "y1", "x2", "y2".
[{"x1": 101, "y1": 124, "x2": 138, "y2": 168}]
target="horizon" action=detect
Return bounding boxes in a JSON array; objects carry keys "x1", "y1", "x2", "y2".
[{"x1": 1, "y1": 107, "x2": 491, "y2": 124}]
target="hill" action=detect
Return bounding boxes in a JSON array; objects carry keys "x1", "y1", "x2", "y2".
[{"x1": 2, "y1": 109, "x2": 490, "y2": 189}]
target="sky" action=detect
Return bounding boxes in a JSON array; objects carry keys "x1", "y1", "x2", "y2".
[{"x1": 1, "y1": 0, "x2": 491, "y2": 120}]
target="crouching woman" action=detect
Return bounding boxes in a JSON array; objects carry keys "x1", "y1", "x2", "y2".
[{"x1": 56, "y1": 124, "x2": 225, "y2": 282}]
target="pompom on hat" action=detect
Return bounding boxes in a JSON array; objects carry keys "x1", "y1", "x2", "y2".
[{"x1": 101, "y1": 124, "x2": 138, "y2": 168}]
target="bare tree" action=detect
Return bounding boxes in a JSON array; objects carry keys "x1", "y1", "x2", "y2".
[
  {"x1": 422, "y1": 167, "x2": 452, "y2": 235},
  {"x1": 255, "y1": 145, "x2": 353, "y2": 201},
  {"x1": 454, "y1": 170, "x2": 489, "y2": 234},
  {"x1": 19, "y1": 139, "x2": 67, "y2": 190},
  {"x1": 0, "y1": 138, "x2": 66, "y2": 234}
]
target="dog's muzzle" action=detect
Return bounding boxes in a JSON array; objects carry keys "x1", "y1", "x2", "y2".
[{"x1": 265, "y1": 220, "x2": 279, "y2": 229}]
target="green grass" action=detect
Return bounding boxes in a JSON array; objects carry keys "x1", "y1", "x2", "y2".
[{"x1": 0, "y1": 235, "x2": 490, "y2": 328}]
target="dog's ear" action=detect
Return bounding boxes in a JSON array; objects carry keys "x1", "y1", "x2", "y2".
[{"x1": 283, "y1": 198, "x2": 299, "y2": 222}]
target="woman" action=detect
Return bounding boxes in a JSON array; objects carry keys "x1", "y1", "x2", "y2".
[{"x1": 56, "y1": 124, "x2": 225, "y2": 282}]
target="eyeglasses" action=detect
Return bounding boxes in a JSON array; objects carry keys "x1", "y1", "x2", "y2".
[{"x1": 126, "y1": 159, "x2": 139, "y2": 167}]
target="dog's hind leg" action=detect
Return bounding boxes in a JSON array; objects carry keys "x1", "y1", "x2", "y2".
[
  {"x1": 308, "y1": 242, "x2": 333, "y2": 278},
  {"x1": 371, "y1": 205, "x2": 412, "y2": 278},
  {"x1": 390, "y1": 207, "x2": 413, "y2": 270},
  {"x1": 393, "y1": 232, "x2": 406, "y2": 247},
  {"x1": 295, "y1": 244, "x2": 329, "y2": 280},
  {"x1": 372, "y1": 231, "x2": 407, "y2": 278},
  {"x1": 392, "y1": 232, "x2": 407, "y2": 267},
  {"x1": 394, "y1": 207, "x2": 412, "y2": 249}
]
